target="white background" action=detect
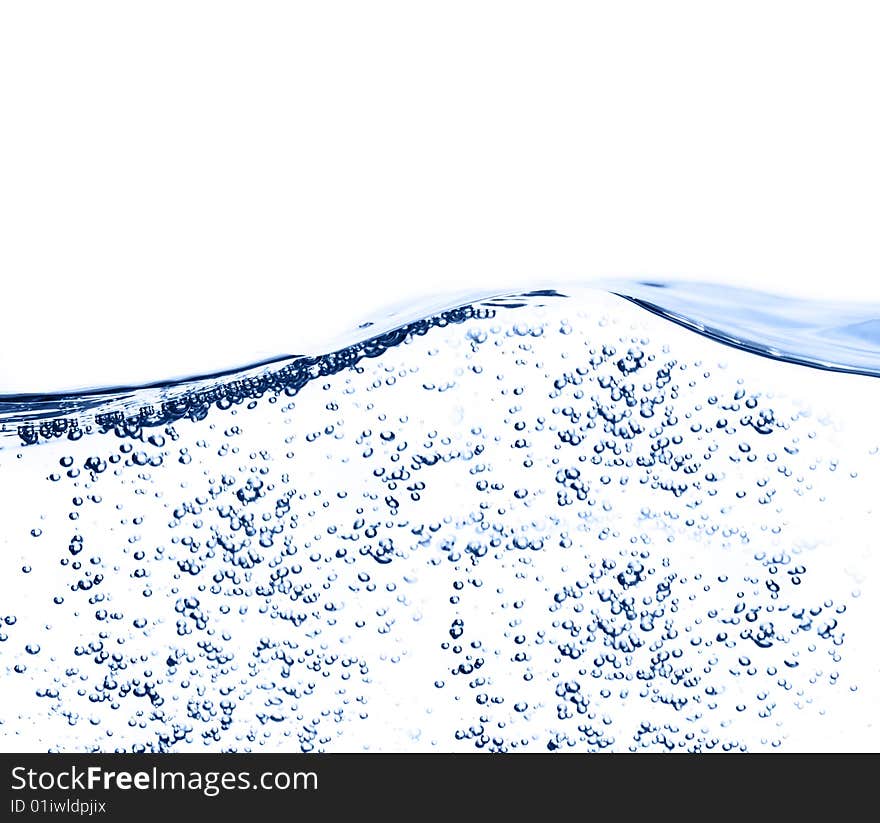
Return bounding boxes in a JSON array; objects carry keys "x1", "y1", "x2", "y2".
[{"x1": 2, "y1": 1, "x2": 879, "y2": 391}]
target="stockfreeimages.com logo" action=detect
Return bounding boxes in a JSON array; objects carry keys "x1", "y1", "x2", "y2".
[{"x1": 10, "y1": 764, "x2": 318, "y2": 797}]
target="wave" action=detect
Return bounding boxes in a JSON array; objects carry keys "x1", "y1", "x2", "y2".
[
  {"x1": 3, "y1": 281, "x2": 880, "y2": 446},
  {"x1": 1, "y1": 277, "x2": 877, "y2": 753}
]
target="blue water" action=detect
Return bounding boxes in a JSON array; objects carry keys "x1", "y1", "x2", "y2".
[{"x1": 1, "y1": 283, "x2": 877, "y2": 752}]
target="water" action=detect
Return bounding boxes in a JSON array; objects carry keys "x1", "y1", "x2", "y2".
[{"x1": 1, "y1": 283, "x2": 878, "y2": 753}]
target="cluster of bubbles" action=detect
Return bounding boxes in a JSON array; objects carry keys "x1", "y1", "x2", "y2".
[{"x1": 0, "y1": 291, "x2": 875, "y2": 752}]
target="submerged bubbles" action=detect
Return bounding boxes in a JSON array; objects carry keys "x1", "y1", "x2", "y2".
[{"x1": 0, "y1": 287, "x2": 877, "y2": 752}]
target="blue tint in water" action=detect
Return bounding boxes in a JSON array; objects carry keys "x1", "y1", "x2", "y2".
[
  {"x1": 0, "y1": 284, "x2": 877, "y2": 752},
  {"x1": 608, "y1": 281, "x2": 880, "y2": 377}
]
